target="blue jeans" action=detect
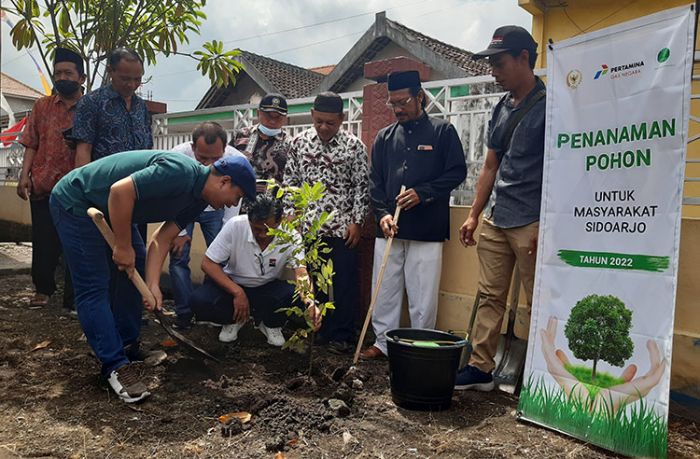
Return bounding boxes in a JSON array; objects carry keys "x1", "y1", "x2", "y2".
[
  {"x1": 169, "y1": 209, "x2": 224, "y2": 318},
  {"x1": 49, "y1": 196, "x2": 146, "y2": 376}
]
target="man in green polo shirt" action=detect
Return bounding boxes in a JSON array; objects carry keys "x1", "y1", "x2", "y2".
[{"x1": 49, "y1": 150, "x2": 256, "y2": 403}]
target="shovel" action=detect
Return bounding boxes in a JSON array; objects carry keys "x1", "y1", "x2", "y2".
[
  {"x1": 87, "y1": 207, "x2": 220, "y2": 363},
  {"x1": 352, "y1": 185, "x2": 406, "y2": 364},
  {"x1": 491, "y1": 269, "x2": 527, "y2": 393}
]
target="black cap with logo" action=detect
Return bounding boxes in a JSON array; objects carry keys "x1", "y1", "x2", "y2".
[
  {"x1": 258, "y1": 93, "x2": 288, "y2": 115},
  {"x1": 472, "y1": 25, "x2": 537, "y2": 60}
]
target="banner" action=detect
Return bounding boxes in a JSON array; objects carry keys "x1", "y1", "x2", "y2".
[{"x1": 518, "y1": 6, "x2": 695, "y2": 458}]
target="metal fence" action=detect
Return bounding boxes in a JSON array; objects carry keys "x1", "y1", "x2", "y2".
[
  {"x1": 151, "y1": 76, "x2": 501, "y2": 205},
  {"x1": 0, "y1": 141, "x2": 24, "y2": 183},
  {"x1": 3, "y1": 72, "x2": 700, "y2": 207}
]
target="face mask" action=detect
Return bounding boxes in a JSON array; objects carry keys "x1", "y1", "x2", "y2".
[
  {"x1": 54, "y1": 80, "x2": 81, "y2": 96},
  {"x1": 258, "y1": 123, "x2": 282, "y2": 137}
]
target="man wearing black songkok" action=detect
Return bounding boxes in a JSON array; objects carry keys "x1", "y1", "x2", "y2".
[
  {"x1": 17, "y1": 47, "x2": 86, "y2": 311},
  {"x1": 285, "y1": 92, "x2": 369, "y2": 354},
  {"x1": 361, "y1": 70, "x2": 467, "y2": 359}
]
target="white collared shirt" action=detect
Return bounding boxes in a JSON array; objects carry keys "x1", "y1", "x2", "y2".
[{"x1": 205, "y1": 215, "x2": 304, "y2": 288}]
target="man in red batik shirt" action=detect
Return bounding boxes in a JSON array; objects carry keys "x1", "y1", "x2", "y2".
[{"x1": 17, "y1": 48, "x2": 85, "y2": 311}]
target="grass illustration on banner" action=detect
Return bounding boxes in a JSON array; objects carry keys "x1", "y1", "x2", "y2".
[
  {"x1": 518, "y1": 294, "x2": 669, "y2": 458},
  {"x1": 519, "y1": 375, "x2": 668, "y2": 458}
]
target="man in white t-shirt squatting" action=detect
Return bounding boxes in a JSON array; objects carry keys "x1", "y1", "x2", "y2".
[
  {"x1": 189, "y1": 193, "x2": 321, "y2": 346},
  {"x1": 169, "y1": 122, "x2": 246, "y2": 329}
]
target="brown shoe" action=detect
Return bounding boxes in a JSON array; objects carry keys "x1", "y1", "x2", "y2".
[
  {"x1": 107, "y1": 364, "x2": 150, "y2": 403},
  {"x1": 359, "y1": 345, "x2": 385, "y2": 360}
]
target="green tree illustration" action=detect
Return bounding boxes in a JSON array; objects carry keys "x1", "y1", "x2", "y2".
[{"x1": 564, "y1": 294, "x2": 634, "y2": 380}]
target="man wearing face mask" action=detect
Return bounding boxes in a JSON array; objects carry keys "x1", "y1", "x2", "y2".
[
  {"x1": 17, "y1": 47, "x2": 85, "y2": 311},
  {"x1": 168, "y1": 122, "x2": 246, "y2": 329},
  {"x1": 230, "y1": 93, "x2": 291, "y2": 191},
  {"x1": 361, "y1": 70, "x2": 467, "y2": 360},
  {"x1": 285, "y1": 92, "x2": 369, "y2": 354}
]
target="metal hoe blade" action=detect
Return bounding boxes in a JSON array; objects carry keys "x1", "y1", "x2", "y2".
[
  {"x1": 153, "y1": 309, "x2": 220, "y2": 363},
  {"x1": 86, "y1": 207, "x2": 219, "y2": 364}
]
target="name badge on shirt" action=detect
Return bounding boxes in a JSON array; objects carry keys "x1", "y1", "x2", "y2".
[
  {"x1": 417, "y1": 145, "x2": 433, "y2": 151},
  {"x1": 269, "y1": 258, "x2": 277, "y2": 267}
]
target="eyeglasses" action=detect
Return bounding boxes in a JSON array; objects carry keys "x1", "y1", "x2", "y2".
[
  {"x1": 385, "y1": 97, "x2": 413, "y2": 109},
  {"x1": 255, "y1": 253, "x2": 265, "y2": 276}
]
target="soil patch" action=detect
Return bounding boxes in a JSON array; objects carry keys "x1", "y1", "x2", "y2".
[{"x1": 0, "y1": 273, "x2": 697, "y2": 458}]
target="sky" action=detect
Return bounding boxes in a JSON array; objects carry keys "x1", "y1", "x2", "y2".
[{"x1": 1, "y1": 0, "x2": 531, "y2": 113}]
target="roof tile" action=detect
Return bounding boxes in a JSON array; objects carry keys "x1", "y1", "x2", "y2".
[
  {"x1": 241, "y1": 51, "x2": 324, "y2": 99},
  {"x1": 1, "y1": 73, "x2": 45, "y2": 100},
  {"x1": 387, "y1": 20, "x2": 491, "y2": 76}
]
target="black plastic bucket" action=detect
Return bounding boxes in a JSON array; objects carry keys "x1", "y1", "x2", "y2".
[{"x1": 385, "y1": 328, "x2": 471, "y2": 411}]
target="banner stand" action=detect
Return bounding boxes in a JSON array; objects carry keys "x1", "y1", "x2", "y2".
[{"x1": 517, "y1": 5, "x2": 695, "y2": 458}]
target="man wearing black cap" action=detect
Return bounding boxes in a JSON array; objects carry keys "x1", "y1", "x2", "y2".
[
  {"x1": 49, "y1": 151, "x2": 255, "y2": 403},
  {"x1": 362, "y1": 71, "x2": 467, "y2": 360},
  {"x1": 17, "y1": 47, "x2": 85, "y2": 311},
  {"x1": 456, "y1": 25, "x2": 545, "y2": 391},
  {"x1": 231, "y1": 93, "x2": 291, "y2": 190},
  {"x1": 285, "y1": 92, "x2": 369, "y2": 354}
]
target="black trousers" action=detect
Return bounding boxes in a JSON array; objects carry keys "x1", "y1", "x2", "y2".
[
  {"x1": 316, "y1": 236, "x2": 358, "y2": 344},
  {"x1": 30, "y1": 197, "x2": 73, "y2": 308},
  {"x1": 190, "y1": 277, "x2": 292, "y2": 328}
]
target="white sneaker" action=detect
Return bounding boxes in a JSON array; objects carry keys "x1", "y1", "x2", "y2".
[
  {"x1": 107, "y1": 364, "x2": 150, "y2": 403},
  {"x1": 258, "y1": 323, "x2": 285, "y2": 347},
  {"x1": 219, "y1": 322, "x2": 244, "y2": 343}
]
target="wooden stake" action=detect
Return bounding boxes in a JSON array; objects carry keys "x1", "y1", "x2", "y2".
[{"x1": 353, "y1": 185, "x2": 406, "y2": 364}]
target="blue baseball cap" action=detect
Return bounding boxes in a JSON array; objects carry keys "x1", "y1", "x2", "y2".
[{"x1": 212, "y1": 156, "x2": 256, "y2": 198}]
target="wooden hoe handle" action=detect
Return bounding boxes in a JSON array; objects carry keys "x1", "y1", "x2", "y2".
[
  {"x1": 353, "y1": 185, "x2": 406, "y2": 364},
  {"x1": 87, "y1": 207, "x2": 158, "y2": 309}
]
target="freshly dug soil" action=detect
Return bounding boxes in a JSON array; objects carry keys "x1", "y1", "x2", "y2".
[{"x1": 0, "y1": 272, "x2": 697, "y2": 459}]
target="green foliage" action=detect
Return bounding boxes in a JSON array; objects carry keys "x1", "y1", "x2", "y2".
[
  {"x1": 564, "y1": 294, "x2": 634, "y2": 379},
  {"x1": 2, "y1": 0, "x2": 243, "y2": 90},
  {"x1": 518, "y1": 375, "x2": 668, "y2": 458},
  {"x1": 268, "y1": 180, "x2": 335, "y2": 358},
  {"x1": 564, "y1": 363, "x2": 625, "y2": 398}
]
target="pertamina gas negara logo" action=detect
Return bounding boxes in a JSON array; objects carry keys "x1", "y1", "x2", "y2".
[
  {"x1": 594, "y1": 64, "x2": 608, "y2": 79},
  {"x1": 593, "y1": 60, "x2": 644, "y2": 81}
]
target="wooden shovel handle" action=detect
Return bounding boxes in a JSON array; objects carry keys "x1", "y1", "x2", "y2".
[
  {"x1": 353, "y1": 185, "x2": 406, "y2": 364},
  {"x1": 87, "y1": 207, "x2": 157, "y2": 309}
]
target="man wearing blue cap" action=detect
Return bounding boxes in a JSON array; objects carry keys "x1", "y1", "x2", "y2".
[
  {"x1": 362, "y1": 70, "x2": 467, "y2": 360},
  {"x1": 169, "y1": 122, "x2": 247, "y2": 329},
  {"x1": 49, "y1": 151, "x2": 255, "y2": 403}
]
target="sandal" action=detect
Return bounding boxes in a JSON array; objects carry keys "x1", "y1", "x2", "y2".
[{"x1": 29, "y1": 293, "x2": 50, "y2": 307}]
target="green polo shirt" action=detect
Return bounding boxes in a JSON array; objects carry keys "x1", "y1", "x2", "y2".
[{"x1": 52, "y1": 150, "x2": 210, "y2": 229}]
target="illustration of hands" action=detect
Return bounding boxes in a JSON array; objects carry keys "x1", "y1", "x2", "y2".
[
  {"x1": 594, "y1": 340, "x2": 666, "y2": 413},
  {"x1": 540, "y1": 316, "x2": 666, "y2": 414}
]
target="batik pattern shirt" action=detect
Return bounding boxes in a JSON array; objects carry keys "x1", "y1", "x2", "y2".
[
  {"x1": 19, "y1": 95, "x2": 78, "y2": 199},
  {"x1": 72, "y1": 85, "x2": 152, "y2": 160},
  {"x1": 230, "y1": 124, "x2": 290, "y2": 183},
  {"x1": 286, "y1": 128, "x2": 369, "y2": 238}
]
